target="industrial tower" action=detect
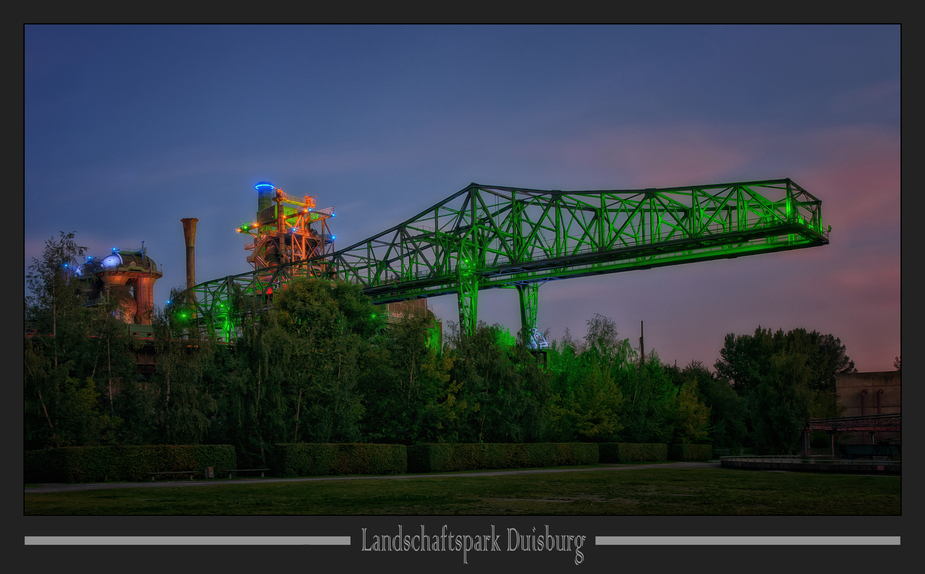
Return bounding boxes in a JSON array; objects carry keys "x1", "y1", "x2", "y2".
[
  {"x1": 76, "y1": 246, "x2": 163, "y2": 325},
  {"x1": 238, "y1": 181, "x2": 336, "y2": 273}
]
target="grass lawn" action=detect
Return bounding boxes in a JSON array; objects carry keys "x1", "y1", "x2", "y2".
[{"x1": 23, "y1": 466, "x2": 901, "y2": 515}]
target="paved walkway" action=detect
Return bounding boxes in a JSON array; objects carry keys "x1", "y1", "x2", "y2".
[{"x1": 24, "y1": 461, "x2": 721, "y2": 494}]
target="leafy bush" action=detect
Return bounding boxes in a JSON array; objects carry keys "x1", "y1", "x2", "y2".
[
  {"x1": 598, "y1": 443, "x2": 668, "y2": 463},
  {"x1": 24, "y1": 445, "x2": 236, "y2": 483},
  {"x1": 668, "y1": 444, "x2": 713, "y2": 461},
  {"x1": 272, "y1": 443, "x2": 407, "y2": 477},
  {"x1": 407, "y1": 442, "x2": 598, "y2": 473}
]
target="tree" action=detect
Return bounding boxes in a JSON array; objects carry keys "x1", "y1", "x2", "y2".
[
  {"x1": 668, "y1": 380, "x2": 711, "y2": 445},
  {"x1": 444, "y1": 321, "x2": 552, "y2": 443},
  {"x1": 270, "y1": 278, "x2": 380, "y2": 443},
  {"x1": 25, "y1": 231, "x2": 87, "y2": 342},
  {"x1": 714, "y1": 326, "x2": 855, "y2": 453},
  {"x1": 545, "y1": 315, "x2": 628, "y2": 442},
  {"x1": 359, "y1": 310, "x2": 460, "y2": 444},
  {"x1": 149, "y1": 306, "x2": 217, "y2": 445},
  {"x1": 714, "y1": 327, "x2": 855, "y2": 417},
  {"x1": 24, "y1": 232, "x2": 133, "y2": 448},
  {"x1": 713, "y1": 327, "x2": 776, "y2": 396},
  {"x1": 749, "y1": 353, "x2": 815, "y2": 454},
  {"x1": 678, "y1": 361, "x2": 749, "y2": 449},
  {"x1": 617, "y1": 353, "x2": 676, "y2": 443}
]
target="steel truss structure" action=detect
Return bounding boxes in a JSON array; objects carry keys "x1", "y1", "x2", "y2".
[{"x1": 182, "y1": 178, "x2": 828, "y2": 341}]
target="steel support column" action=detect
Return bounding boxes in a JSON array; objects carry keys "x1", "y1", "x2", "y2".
[{"x1": 516, "y1": 283, "x2": 540, "y2": 341}]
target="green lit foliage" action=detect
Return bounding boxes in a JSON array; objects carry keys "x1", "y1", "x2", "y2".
[
  {"x1": 446, "y1": 322, "x2": 550, "y2": 443},
  {"x1": 713, "y1": 327, "x2": 776, "y2": 396},
  {"x1": 618, "y1": 354, "x2": 675, "y2": 443},
  {"x1": 359, "y1": 311, "x2": 461, "y2": 444},
  {"x1": 214, "y1": 310, "x2": 286, "y2": 467},
  {"x1": 149, "y1": 310, "x2": 218, "y2": 445},
  {"x1": 212, "y1": 278, "x2": 385, "y2": 465},
  {"x1": 545, "y1": 315, "x2": 628, "y2": 442},
  {"x1": 270, "y1": 278, "x2": 381, "y2": 444}
]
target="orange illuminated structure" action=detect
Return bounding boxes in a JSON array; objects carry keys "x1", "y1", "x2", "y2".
[
  {"x1": 238, "y1": 182, "x2": 336, "y2": 273},
  {"x1": 77, "y1": 246, "x2": 163, "y2": 325}
]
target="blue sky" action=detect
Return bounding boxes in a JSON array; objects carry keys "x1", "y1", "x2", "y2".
[{"x1": 24, "y1": 25, "x2": 901, "y2": 372}]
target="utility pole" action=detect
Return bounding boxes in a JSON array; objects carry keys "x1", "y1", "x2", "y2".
[{"x1": 639, "y1": 320, "x2": 644, "y2": 368}]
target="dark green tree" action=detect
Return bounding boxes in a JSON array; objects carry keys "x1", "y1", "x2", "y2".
[
  {"x1": 149, "y1": 306, "x2": 218, "y2": 445},
  {"x1": 715, "y1": 327, "x2": 855, "y2": 404},
  {"x1": 618, "y1": 353, "x2": 676, "y2": 443},
  {"x1": 24, "y1": 232, "x2": 131, "y2": 448},
  {"x1": 714, "y1": 326, "x2": 856, "y2": 453},
  {"x1": 749, "y1": 353, "x2": 815, "y2": 454},
  {"x1": 446, "y1": 322, "x2": 550, "y2": 443},
  {"x1": 679, "y1": 361, "x2": 749, "y2": 449},
  {"x1": 359, "y1": 310, "x2": 461, "y2": 444}
]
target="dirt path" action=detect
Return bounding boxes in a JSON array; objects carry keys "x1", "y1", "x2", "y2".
[{"x1": 24, "y1": 461, "x2": 721, "y2": 494}]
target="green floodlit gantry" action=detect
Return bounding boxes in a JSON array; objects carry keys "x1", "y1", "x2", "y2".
[{"x1": 181, "y1": 178, "x2": 829, "y2": 342}]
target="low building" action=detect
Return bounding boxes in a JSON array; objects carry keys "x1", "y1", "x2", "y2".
[{"x1": 834, "y1": 370, "x2": 901, "y2": 445}]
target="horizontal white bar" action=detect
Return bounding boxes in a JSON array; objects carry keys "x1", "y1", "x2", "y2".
[
  {"x1": 595, "y1": 536, "x2": 900, "y2": 545},
  {"x1": 24, "y1": 536, "x2": 351, "y2": 546}
]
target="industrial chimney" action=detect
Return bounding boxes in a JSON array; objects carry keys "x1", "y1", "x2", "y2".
[{"x1": 181, "y1": 218, "x2": 198, "y2": 290}]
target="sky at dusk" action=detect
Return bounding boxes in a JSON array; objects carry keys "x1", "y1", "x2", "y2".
[{"x1": 24, "y1": 25, "x2": 901, "y2": 373}]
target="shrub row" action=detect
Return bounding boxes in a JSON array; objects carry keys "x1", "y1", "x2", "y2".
[
  {"x1": 407, "y1": 443, "x2": 599, "y2": 474},
  {"x1": 24, "y1": 445, "x2": 236, "y2": 483},
  {"x1": 598, "y1": 443, "x2": 668, "y2": 463},
  {"x1": 272, "y1": 443, "x2": 407, "y2": 477},
  {"x1": 668, "y1": 444, "x2": 713, "y2": 461}
]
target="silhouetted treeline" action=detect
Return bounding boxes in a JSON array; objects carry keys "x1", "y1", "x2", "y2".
[{"x1": 25, "y1": 233, "x2": 858, "y2": 464}]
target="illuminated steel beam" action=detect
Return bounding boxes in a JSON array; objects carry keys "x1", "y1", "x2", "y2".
[{"x1": 180, "y1": 178, "x2": 828, "y2": 339}]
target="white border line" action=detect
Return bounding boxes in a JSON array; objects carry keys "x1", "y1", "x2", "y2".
[
  {"x1": 24, "y1": 536, "x2": 900, "y2": 546},
  {"x1": 24, "y1": 536, "x2": 351, "y2": 545},
  {"x1": 595, "y1": 536, "x2": 900, "y2": 545}
]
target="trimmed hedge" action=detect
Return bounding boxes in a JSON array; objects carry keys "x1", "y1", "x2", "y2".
[
  {"x1": 668, "y1": 444, "x2": 713, "y2": 461},
  {"x1": 24, "y1": 445, "x2": 236, "y2": 483},
  {"x1": 407, "y1": 443, "x2": 599, "y2": 474},
  {"x1": 598, "y1": 443, "x2": 668, "y2": 463},
  {"x1": 272, "y1": 443, "x2": 407, "y2": 477}
]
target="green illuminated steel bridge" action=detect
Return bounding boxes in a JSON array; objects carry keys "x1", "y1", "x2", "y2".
[{"x1": 183, "y1": 178, "x2": 829, "y2": 343}]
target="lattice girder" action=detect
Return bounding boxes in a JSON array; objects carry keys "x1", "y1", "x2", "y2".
[{"x1": 180, "y1": 178, "x2": 828, "y2": 338}]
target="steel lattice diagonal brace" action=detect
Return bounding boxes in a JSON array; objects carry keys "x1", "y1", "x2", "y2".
[{"x1": 175, "y1": 179, "x2": 828, "y2": 344}]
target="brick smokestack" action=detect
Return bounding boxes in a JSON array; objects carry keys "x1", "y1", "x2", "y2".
[{"x1": 181, "y1": 218, "x2": 198, "y2": 290}]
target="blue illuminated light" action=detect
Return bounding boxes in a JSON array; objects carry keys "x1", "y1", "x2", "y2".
[{"x1": 255, "y1": 181, "x2": 275, "y2": 191}]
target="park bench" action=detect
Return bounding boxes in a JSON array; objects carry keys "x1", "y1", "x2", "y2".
[
  {"x1": 147, "y1": 470, "x2": 199, "y2": 481},
  {"x1": 226, "y1": 468, "x2": 270, "y2": 479}
]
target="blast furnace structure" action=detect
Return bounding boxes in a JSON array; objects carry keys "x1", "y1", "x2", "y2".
[{"x1": 76, "y1": 246, "x2": 163, "y2": 325}]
